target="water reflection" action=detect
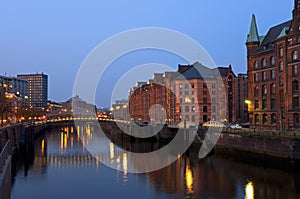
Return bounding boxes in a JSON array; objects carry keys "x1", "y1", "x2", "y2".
[
  {"x1": 11, "y1": 124, "x2": 300, "y2": 199},
  {"x1": 245, "y1": 181, "x2": 254, "y2": 199}
]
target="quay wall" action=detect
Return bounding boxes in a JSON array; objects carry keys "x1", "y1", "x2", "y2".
[{"x1": 216, "y1": 132, "x2": 300, "y2": 160}]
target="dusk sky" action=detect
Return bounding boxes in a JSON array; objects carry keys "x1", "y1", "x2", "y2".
[{"x1": 0, "y1": 1, "x2": 293, "y2": 107}]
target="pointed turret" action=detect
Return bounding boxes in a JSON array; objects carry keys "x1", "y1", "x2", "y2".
[{"x1": 247, "y1": 14, "x2": 260, "y2": 43}]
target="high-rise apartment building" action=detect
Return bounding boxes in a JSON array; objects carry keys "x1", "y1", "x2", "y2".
[{"x1": 17, "y1": 73, "x2": 48, "y2": 108}]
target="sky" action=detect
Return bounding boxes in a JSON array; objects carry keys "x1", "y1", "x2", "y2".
[{"x1": 0, "y1": 1, "x2": 294, "y2": 107}]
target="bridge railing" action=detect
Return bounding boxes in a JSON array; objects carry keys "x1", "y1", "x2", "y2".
[{"x1": 0, "y1": 140, "x2": 10, "y2": 174}]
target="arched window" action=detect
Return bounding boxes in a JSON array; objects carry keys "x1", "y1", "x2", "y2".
[
  {"x1": 279, "y1": 47, "x2": 283, "y2": 57},
  {"x1": 270, "y1": 84, "x2": 276, "y2": 95},
  {"x1": 262, "y1": 85, "x2": 267, "y2": 96},
  {"x1": 293, "y1": 80, "x2": 299, "y2": 93},
  {"x1": 254, "y1": 61, "x2": 258, "y2": 69},
  {"x1": 293, "y1": 65, "x2": 298, "y2": 76},
  {"x1": 262, "y1": 58, "x2": 267, "y2": 68},
  {"x1": 279, "y1": 76, "x2": 284, "y2": 86},
  {"x1": 293, "y1": 51, "x2": 299, "y2": 61},
  {"x1": 279, "y1": 61, "x2": 284, "y2": 71},
  {"x1": 270, "y1": 56, "x2": 275, "y2": 66}
]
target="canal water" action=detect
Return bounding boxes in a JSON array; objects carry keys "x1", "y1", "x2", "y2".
[{"x1": 11, "y1": 125, "x2": 300, "y2": 199}]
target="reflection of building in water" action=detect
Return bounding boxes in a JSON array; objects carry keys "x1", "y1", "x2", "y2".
[
  {"x1": 145, "y1": 153, "x2": 300, "y2": 199},
  {"x1": 28, "y1": 125, "x2": 100, "y2": 175}
]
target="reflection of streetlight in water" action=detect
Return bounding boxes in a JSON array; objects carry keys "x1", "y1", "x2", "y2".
[
  {"x1": 245, "y1": 181, "x2": 254, "y2": 199},
  {"x1": 185, "y1": 165, "x2": 194, "y2": 194}
]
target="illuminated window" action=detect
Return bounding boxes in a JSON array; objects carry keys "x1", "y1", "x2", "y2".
[
  {"x1": 293, "y1": 65, "x2": 298, "y2": 76},
  {"x1": 293, "y1": 50, "x2": 299, "y2": 61},
  {"x1": 270, "y1": 84, "x2": 276, "y2": 95}
]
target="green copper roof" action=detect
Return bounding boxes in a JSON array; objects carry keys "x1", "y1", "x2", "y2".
[
  {"x1": 277, "y1": 26, "x2": 290, "y2": 39},
  {"x1": 247, "y1": 14, "x2": 260, "y2": 43},
  {"x1": 259, "y1": 36, "x2": 265, "y2": 43}
]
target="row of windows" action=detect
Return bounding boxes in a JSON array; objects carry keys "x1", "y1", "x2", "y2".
[
  {"x1": 254, "y1": 51, "x2": 299, "y2": 70},
  {"x1": 253, "y1": 70, "x2": 275, "y2": 82},
  {"x1": 254, "y1": 84, "x2": 276, "y2": 97},
  {"x1": 254, "y1": 113, "x2": 300, "y2": 126},
  {"x1": 184, "y1": 115, "x2": 209, "y2": 122},
  {"x1": 179, "y1": 97, "x2": 211, "y2": 104},
  {"x1": 254, "y1": 57, "x2": 275, "y2": 69},
  {"x1": 254, "y1": 96, "x2": 299, "y2": 110},
  {"x1": 178, "y1": 89, "x2": 218, "y2": 96},
  {"x1": 178, "y1": 83, "x2": 216, "y2": 89}
]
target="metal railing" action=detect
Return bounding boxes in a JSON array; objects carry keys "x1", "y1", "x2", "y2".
[{"x1": 0, "y1": 140, "x2": 10, "y2": 174}]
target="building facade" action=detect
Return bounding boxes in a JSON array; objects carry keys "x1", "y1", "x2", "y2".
[
  {"x1": 246, "y1": 0, "x2": 300, "y2": 130},
  {"x1": 129, "y1": 74, "x2": 178, "y2": 124},
  {"x1": 128, "y1": 63, "x2": 242, "y2": 126},
  {"x1": 236, "y1": 74, "x2": 248, "y2": 123},
  {"x1": 112, "y1": 99, "x2": 129, "y2": 121},
  {"x1": 174, "y1": 63, "x2": 237, "y2": 125},
  {"x1": 17, "y1": 73, "x2": 48, "y2": 108},
  {"x1": 0, "y1": 75, "x2": 28, "y2": 103}
]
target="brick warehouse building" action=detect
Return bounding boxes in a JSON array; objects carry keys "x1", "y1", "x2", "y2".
[
  {"x1": 129, "y1": 72, "x2": 179, "y2": 124},
  {"x1": 246, "y1": 0, "x2": 300, "y2": 130},
  {"x1": 128, "y1": 63, "x2": 245, "y2": 126},
  {"x1": 174, "y1": 62, "x2": 237, "y2": 125}
]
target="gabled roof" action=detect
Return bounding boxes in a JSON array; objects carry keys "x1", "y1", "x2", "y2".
[
  {"x1": 256, "y1": 20, "x2": 291, "y2": 53},
  {"x1": 177, "y1": 62, "x2": 214, "y2": 80}
]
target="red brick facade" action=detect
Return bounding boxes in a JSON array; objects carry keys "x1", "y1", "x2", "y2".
[
  {"x1": 128, "y1": 63, "x2": 242, "y2": 126},
  {"x1": 246, "y1": 0, "x2": 300, "y2": 130}
]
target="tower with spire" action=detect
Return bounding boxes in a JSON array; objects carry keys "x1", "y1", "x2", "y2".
[{"x1": 246, "y1": 0, "x2": 300, "y2": 130}]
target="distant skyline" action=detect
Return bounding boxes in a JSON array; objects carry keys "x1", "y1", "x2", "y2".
[{"x1": 0, "y1": 1, "x2": 294, "y2": 107}]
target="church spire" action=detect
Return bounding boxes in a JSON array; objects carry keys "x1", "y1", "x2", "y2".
[{"x1": 247, "y1": 14, "x2": 260, "y2": 43}]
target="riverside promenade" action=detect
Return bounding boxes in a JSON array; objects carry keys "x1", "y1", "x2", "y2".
[{"x1": 0, "y1": 123, "x2": 47, "y2": 199}]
